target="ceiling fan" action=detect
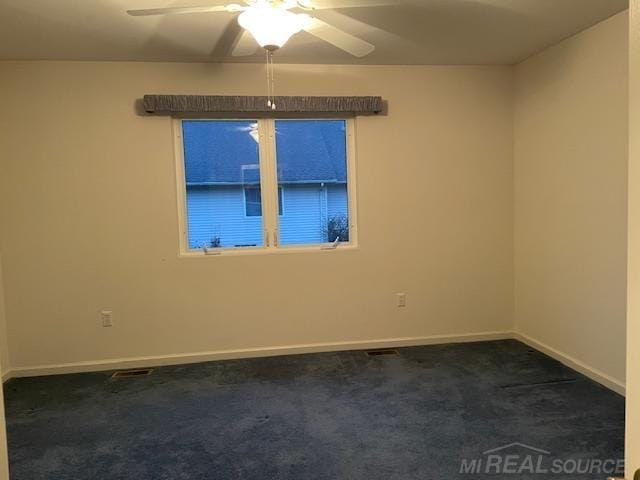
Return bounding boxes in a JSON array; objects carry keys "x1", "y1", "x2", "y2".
[{"x1": 127, "y1": 0, "x2": 383, "y2": 58}]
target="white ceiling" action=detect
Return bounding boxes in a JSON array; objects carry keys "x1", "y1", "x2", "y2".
[{"x1": 0, "y1": 0, "x2": 628, "y2": 65}]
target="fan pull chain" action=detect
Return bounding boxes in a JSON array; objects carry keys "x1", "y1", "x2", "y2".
[
  {"x1": 270, "y1": 51, "x2": 276, "y2": 110},
  {"x1": 265, "y1": 49, "x2": 276, "y2": 111},
  {"x1": 265, "y1": 49, "x2": 270, "y2": 108}
]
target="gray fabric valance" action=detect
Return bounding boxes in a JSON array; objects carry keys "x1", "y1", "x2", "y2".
[{"x1": 142, "y1": 95, "x2": 384, "y2": 116}]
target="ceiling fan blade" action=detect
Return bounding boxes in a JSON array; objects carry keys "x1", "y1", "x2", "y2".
[
  {"x1": 298, "y1": 0, "x2": 395, "y2": 10},
  {"x1": 232, "y1": 29, "x2": 259, "y2": 57},
  {"x1": 127, "y1": 4, "x2": 239, "y2": 16},
  {"x1": 211, "y1": 16, "x2": 243, "y2": 57},
  {"x1": 303, "y1": 18, "x2": 374, "y2": 57}
]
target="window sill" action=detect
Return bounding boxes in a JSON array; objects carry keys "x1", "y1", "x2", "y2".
[{"x1": 179, "y1": 244, "x2": 358, "y2": 258}]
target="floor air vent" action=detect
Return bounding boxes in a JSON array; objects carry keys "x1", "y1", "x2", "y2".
[
  {"x1": 111, "y1": 368, "x2": 153, "y2": 379},
  {"x1": 365, "y1": 349, "x2": 399, "y2": 357}
]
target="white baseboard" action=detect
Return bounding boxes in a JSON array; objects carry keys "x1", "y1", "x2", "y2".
[
  {"x1": 513, "y1": 331, "x2": 626, "y2": 396},
  {"x1": 4, "y1": 331, "x2": 625, "y2": 397},
  {"x1": 4, "y1": 331, "x2": 512, "y2": 381}
]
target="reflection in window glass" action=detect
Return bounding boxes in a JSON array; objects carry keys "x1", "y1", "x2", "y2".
[
  {"x1": 182, "y1": 120, "x2": 264, "y2": 250},
  {"x1": 275, "y1": 120, "x2": 350, "y2": 246}
]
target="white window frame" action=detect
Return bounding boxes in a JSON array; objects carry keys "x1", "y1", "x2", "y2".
[{"x1": 173, "y1": 118, "x2": 359, "y2": 257}]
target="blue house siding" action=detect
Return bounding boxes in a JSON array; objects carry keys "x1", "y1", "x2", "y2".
[
  {"x1": 279, "y1": 185, "x2": 324, "y2": 245},
  {"x1": 280, "y1": 184, "x2": 348, "y2": 245},
  {"x1": 186, "y1": 186, "x2": 263, "y2": 249},
  {"x1": 186, "y1": 184, "x2": 349, "y2": 249},
  {"x1": 327, "y1": 185, "x2": 349, "y2": 219}
]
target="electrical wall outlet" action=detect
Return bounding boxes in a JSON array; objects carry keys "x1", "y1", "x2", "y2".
[
  {"x1": 397, "y1": 293, "x2": 407, "y2": 308},
  {"x1": 101, "y1": 310, "x2": 113, "y2": 327}
]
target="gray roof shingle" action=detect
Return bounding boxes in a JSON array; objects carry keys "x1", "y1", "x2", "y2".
[{"x1": 183, "y1": 120, "x2": 347, "y2": 186}]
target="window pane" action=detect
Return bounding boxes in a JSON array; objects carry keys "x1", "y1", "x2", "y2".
[
  {"x1": 244, "y1": 187, "x2": 262, "y2": 217},
  {"x1": 275, "y1": 120, "x2": 350, "y2": 246},
  {"x1": 244, "y1": 187, "x2": 283, "y2": 217},
  {"x1": 182, "y1": 120, "x2": 264, "y2": 250}
]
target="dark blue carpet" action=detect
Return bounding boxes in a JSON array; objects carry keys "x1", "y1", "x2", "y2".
[{"x1": 3, "y1": 340, "x2": 625, "y2": 479}]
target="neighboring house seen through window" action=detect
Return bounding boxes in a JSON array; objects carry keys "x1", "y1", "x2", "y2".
[{"x1": 178, "y1": 119, "x2": 355, "y2": 253}]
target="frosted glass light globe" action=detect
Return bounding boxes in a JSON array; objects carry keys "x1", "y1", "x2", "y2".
[{"x1": 238, "y1": 6, "x2": 311, "y2": 50}]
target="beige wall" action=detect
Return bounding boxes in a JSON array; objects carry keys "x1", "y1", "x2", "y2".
[
  {"x1": 514, "y1": 11, "x2": 629, "y2": 389},
  {"x1": 627, "y1": 0, "x2": 640, "y2": 475},
  {"x1": 0, "y1": 257, "x2": 8, "y2": 377},
  {"x1": 0, "y1": 256, "x2": 7, "y2": 480},
  {"x1": 0, "y1": 61, "x2": 514, "y2": 370}
]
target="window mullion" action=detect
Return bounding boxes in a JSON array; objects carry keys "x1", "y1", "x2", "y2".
[
  {"x1": 257, "y1": 119, "x2": 279, "y2": 250},
  {"x1": 346, "y1": 119, "x2": 358, "y2": 246}
]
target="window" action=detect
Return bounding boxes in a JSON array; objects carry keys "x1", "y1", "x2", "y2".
[
  {"x1": 276, "y1": 120, "x2": 350, "y2": 246},
  {"x1": 244, "y1": 187, "x2": 283, "y2": 217},
  {"x1": 180, "y1": 120, "x2": 264, "y2": 250},
  {"x1": 177, "y1": 119, "x2": 356, "y2": 254},
  {"x1": 244, "y1": 187, "x2": 262, "y2": 217}
]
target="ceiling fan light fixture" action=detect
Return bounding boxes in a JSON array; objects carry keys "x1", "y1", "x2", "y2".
[{"x1": 238, "y1": 6, "x2": 311, "y2": 50}]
